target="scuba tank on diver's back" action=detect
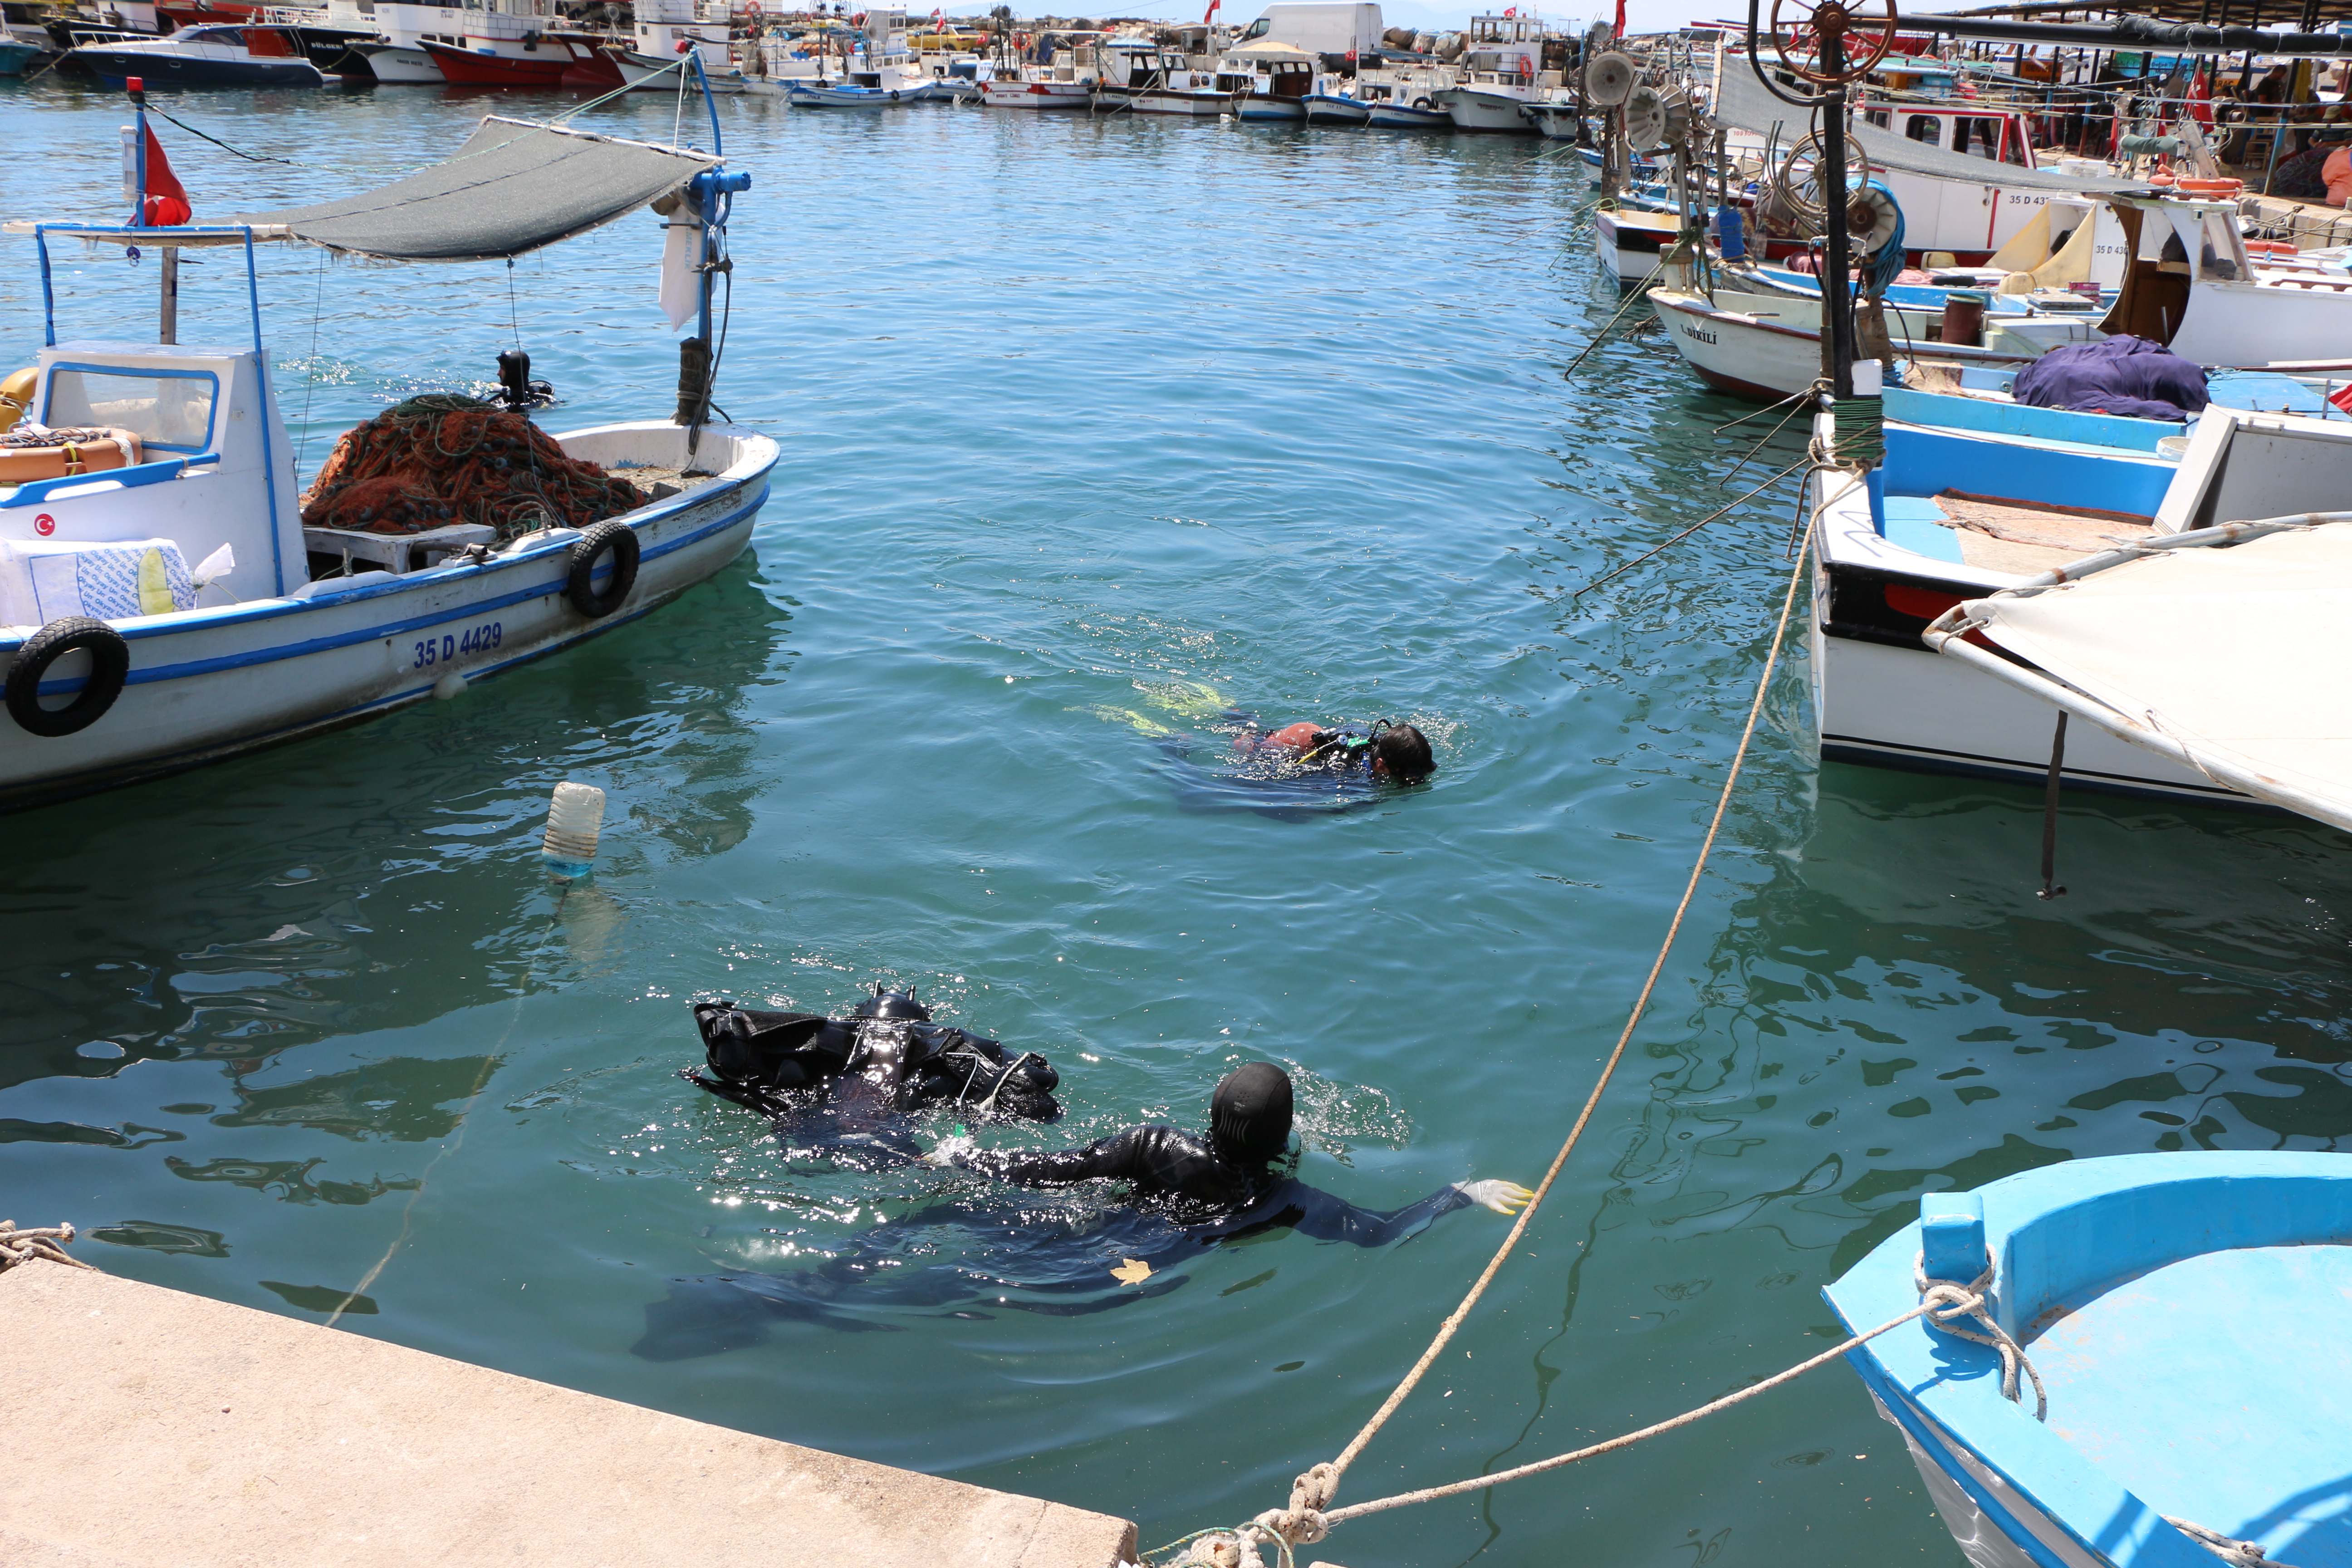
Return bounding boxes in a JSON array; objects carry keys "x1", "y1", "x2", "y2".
[{"x1": 685, "y1": 984, "x2": 1062, "y2": 1122}]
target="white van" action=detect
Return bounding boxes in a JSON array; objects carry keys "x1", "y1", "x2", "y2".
[{"x1": 1234, "y1": 3, "x2": 1382, "y2": 59}]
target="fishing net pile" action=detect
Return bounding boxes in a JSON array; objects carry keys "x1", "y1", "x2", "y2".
[{"x1": 299, "y1": 393, "x2": 646, "y2": 538}]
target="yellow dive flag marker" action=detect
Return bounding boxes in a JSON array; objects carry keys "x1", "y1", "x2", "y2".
[{"x1": 1110, "y1": 1258, "x2": 1153, "y2": 1286}]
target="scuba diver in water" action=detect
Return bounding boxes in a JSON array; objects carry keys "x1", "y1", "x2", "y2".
[
  {"x1": 683, "y1": 986, "x2": 1061, "y2": 1165},
  {"x1": 1152, "y1": 717, "x2": 1437, "y2": 821},
  {"x1": 1230, "y1": 719, "x2": 1436, "y2": 785},
  {"x1": 927, "y1": 1061, "x2": 1523, "y2": 1230},
  {"x1": 632, "y1": 1063, "x2": 1529, "y2": 1357}
]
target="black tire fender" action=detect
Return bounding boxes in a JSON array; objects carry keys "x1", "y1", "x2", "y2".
[
  {"x1": 566, "y1": 520, "x2": 640, "y2": 618},
  {"x1": 6, "y1": 616, "x2": 130, "y2": 737}
]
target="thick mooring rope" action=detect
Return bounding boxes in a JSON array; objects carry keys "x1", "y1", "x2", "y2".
[
  {"x1": 1143, "y1": 511, "x2": 1823, "y2": 1568},
  {"x1": 1148, "y1": 1253, "x2": 2051, "y2": 1563},
  {"x1": 0, "y1": 1220, "x2": 94, "y2": 1274}
]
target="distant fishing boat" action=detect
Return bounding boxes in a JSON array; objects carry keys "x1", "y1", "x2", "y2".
[
  {"x1": 0, "y1": 38, "x2": 42, "y2": 75},
  {"x1": 1429, "y1": 12, "x2": 1548, "y2": 132},
  {"x1": 1301, "y1": 73, "x2": 1369, "y2": 125},
  {"x1": 1594, "y1": 201, "x2": 1681, "y2": 285},
  {"x1": 787, "y1": 78, "x2": 928, "y2": 105},
  {"x1": 1363, "y1": 96, "x2": 1451, "y2": 128},
  {"x1": 69, "y1": 25, "x2": 329, "y2": 88},
  {"x1": 0, "y1": 93, "x2": 775, "y2": 811},
  {"x1": 1827, "y1": 1151, "x2": 2352, "y2": 1568},
  {"x1": 419, "y1": 37, "x2": 570, "y2": 87},
  {"x1": 1215, "y1": 39, "x2": 1312, "y2": 122},
  {"x1": 979, "y1": 60, "x2": 1091, "y2": 108}
]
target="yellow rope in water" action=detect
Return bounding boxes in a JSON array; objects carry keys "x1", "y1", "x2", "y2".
[{"x1": 1314, "y1": 507, "x2": 1821, "y2": 1504}]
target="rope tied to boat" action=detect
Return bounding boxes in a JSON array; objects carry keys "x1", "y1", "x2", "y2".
[
  {"x1": 2166, "y1": 1516, "x2": 2300, "y2": 1568},
  {"x1": 1912, "y1": 1253, "x2": 2047, "y2": 1421},
  {"x1": 0, "y1": 1220, "x2": 95, "y2": 1274}
]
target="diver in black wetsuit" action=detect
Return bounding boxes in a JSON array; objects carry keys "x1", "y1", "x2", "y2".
[
  {"x1": 682, "y1": 987, "x2": 1061, "y2": 1167},
  {"x1": 629, "y1": 1063, "x2": 1530, "y2": 1358},
  {"x1": 928, "y1": 1062, "x2": 1530, "y2": 1237}
]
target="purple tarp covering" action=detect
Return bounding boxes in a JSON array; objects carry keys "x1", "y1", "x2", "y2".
[{"x1": 2009, "y1": 335, "x2": 2211, "y2": 423}]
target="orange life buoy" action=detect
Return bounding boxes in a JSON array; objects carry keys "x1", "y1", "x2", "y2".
[
  {"x1": 1515, "y1": 51, "x2": 1532, "y2": 74},
  {"x1": 2245, "y1": 238, "x2": 2297, "y2": 255},
  {"x1": 0, "y1": 428, "x2": 142, "y2": 485},
  {"x1": 2177, "y1": 176, "x2": 2244, "y2": 195}
]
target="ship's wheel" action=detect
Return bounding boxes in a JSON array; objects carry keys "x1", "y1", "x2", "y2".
[{"x1": 1769, "y1": 0, "x2": 1896, "y2": 85}]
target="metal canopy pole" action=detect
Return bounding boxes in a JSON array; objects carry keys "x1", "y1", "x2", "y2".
[{"x1": 1821, "y1": 28, "x2": 1854, "y2": 399}]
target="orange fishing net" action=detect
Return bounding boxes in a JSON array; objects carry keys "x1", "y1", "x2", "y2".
[{"x1": 300, "y1": 394, "x2": 646, "y2": 537}]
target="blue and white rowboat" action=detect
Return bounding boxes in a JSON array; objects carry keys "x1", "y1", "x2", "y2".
[
  {"x1": 1826, "y1": 1152, "x2": 2352, "y2": 1568},
  {"x1": 0, "y1": 109, "x2": 777, "y2": 812}
]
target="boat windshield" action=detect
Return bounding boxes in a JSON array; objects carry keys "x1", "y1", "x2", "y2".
[{"x1": 44, "y1": 368, "x2": 216, "y2": 452}]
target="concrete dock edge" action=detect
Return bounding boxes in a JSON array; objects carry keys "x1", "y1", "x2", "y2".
[{"x1": 0, "y1": 1262, "x2": 1138, "y2": 1568}]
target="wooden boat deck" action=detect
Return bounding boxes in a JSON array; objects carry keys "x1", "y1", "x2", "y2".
[{"x1": 1889, "y1": 489, "x2": 2156, "y2": 575}]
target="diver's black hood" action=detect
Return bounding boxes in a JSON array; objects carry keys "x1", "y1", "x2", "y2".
[
  {"x1": 849, "y1": 987, "x2": 931, "y2": 1023},
  {"x1": 1210, "y1": 1063, "x2": 1293, "y2": 1166}
]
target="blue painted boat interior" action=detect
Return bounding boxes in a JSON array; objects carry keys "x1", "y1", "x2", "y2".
[
  {"x1": 1825, "y1": 1153, "x2": 2352, "y2": 1568},
  {"x1": 2033, "y1": 1244, "x2": 2352, "y2": 1565},
  {"x1": 1880, "y1": 424, "x2": 2176, "y2": 519},
  {"x1": 1884, "y1": 387, "x2": 2182, "y2": 452},
  {"x1": 2206, "y1": 369, "x2": 2352, "y2": 421}
]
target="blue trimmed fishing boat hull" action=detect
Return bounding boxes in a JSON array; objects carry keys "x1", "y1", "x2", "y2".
[{"x1": 1824, "y1": 1152, "x2": 2352, "y2": 1568}]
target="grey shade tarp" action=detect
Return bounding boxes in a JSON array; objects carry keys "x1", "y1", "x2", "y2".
[
  {"x1": 232, "y1": 118, "x2": 718, "y2": 262},
  {"x1": 1713, "y1": 62, "x2": 2153, "y2": 196}
]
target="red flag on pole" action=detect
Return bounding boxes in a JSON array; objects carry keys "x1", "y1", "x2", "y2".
[
  {"x1": 1612, "y1": 0, "x2": 1626, "y2": 40},
  {"x1": 1202, "y1": 0, "x2": 1218, "y2": 23},
  {"x1": 2188, "y1": 66, "x2": 2214, "y2": 128},
  {"x1": 141, "y1": 123, "x2": 190, "y2": 226},
  {"x1": 2329, "y1": 382, "x2": 2352, "y2": 415}
]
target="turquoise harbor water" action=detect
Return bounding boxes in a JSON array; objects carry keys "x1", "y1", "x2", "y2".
[{"x1": 4, "y1": 78, "x2": 2352, "y2": 1567}]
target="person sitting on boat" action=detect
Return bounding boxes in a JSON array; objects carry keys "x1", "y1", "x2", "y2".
[
  {"x1": 1232, "y1": 718, "x2": 1436, "y2": 784},
  {"x1": 2326, "y1": 137, "x2": 2352, "y2": 208},
  {"x1": 685, "y1": 988, "x2": 1062, "y2": 1158},
  {"x1": 926, "y1": 1061, "x2": 1530, "y2": 1229}
]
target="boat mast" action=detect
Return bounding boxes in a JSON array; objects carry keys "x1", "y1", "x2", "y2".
[{"x1": 122, "y1": 76, "x2": 176, "y2": 346}]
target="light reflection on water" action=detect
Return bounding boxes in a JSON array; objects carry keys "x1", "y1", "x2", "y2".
[{"x1": 2, "y1": 76, "x2": 2350, "y2": 1567}]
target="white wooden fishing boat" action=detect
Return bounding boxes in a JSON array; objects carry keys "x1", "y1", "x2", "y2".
[
  {"x1": 1301, "y1": 75, "x2": 1370, "y2": 125},
  {"x1": 1828, "y1": 1152, "x2": 2352, "y2": 1568},
  {"x1": 1429, "y1": 12, "x2": 1548, "y2": 132},
  {"x1": 1595, "y1": 202, "x2": 1681, "y2": 285},
  {"x1": 1714, "y1": 58, "x2": 2148, "y2": 265},
  {"x1": 1215, "y1": 39, "x2": 1312, "y2": 122},
  {"x1": 980, "y1": 56, "x2": 1093, "y2": 108},
  {"x1": 1649, "y1": 287, "x2": 2045, "y2": 402},
  {"x1": 1805, "y1": 382, "x2": 2352, "y2": 806},
  {"x1": 0, "y1": 109, "x2": 776, "y2": 813},
  {"x1": 1354, "y1": 59, "x2": 1455, "y2": 128},
  {"x1": 1092, "y1": 36, "x2": 1228, "y2": 116}
]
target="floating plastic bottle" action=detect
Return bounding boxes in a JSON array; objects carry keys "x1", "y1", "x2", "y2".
[{"x1": 541, "y1": 781, "x2": 606, "y2": 878}]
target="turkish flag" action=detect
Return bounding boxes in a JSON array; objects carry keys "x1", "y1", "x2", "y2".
[
  {"x1": 2328, "y1": 382, "x2": 2352, "y2": 415},
  {"x1": 1612, "y1": 0, "x2": 1625, "y2": 40},
  {"x1": 1203, "y1": 0, "x2": 1217, "y2": 22},
  {"x1": 2188, "y1": 66, "x2": 2213, "y2": 129},
  {"x1": 141, "y1": 124, "x2": 190, "y2": 226}
]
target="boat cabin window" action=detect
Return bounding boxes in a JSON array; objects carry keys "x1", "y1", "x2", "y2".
[
  {"x1": 44, "y1": 368, "x2": 216, "y2": 452},
  {"x1": 182, "y1": 25, "x2": 243, "y2": 42},
  {"x1": 1962, "y1": 117, "x2": 2002, "y2": 158},
  {"x1": 1905, "y1": 114, "x2": 1941, "y2": 147},
  {"x1": 1863, "y1": 108, "x2": 1890, "y2": 127}
]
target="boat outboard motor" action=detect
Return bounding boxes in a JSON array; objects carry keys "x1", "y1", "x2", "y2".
[{"x1": 685, "y1": 986, "x2": 1060, "y2": 1123}]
